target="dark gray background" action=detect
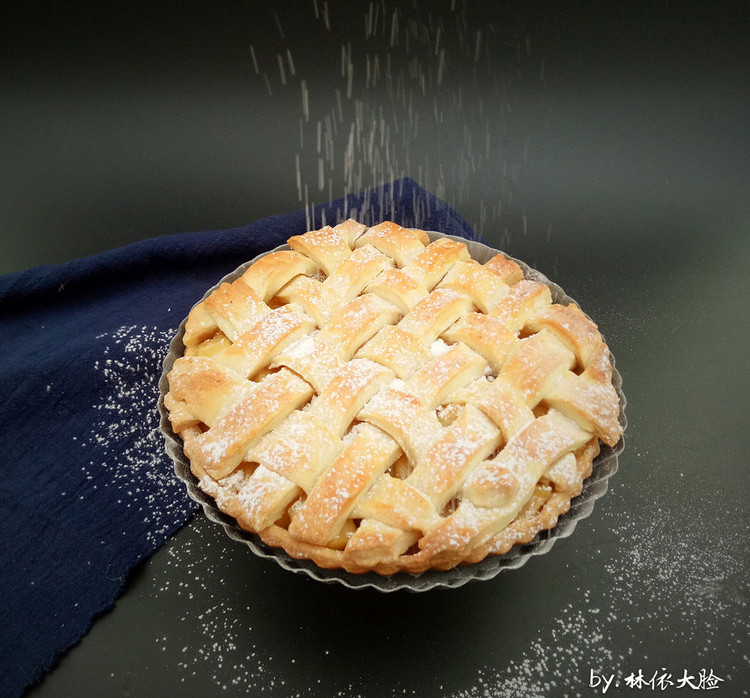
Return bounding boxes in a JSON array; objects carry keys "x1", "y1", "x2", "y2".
[{"x1": 3, "y1": 1, "x2": 748, "y2": 696}]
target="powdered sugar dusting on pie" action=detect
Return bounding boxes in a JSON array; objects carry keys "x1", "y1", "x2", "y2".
[{"x1": 164, "y1": 221, "x2": 624, "y2": 574}]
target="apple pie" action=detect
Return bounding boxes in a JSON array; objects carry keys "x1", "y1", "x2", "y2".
[{"x1": 164, "y1": 220, "x2": 623, "y2": 575}]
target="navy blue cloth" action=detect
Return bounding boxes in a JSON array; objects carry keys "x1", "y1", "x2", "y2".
[{"x1": 0, "y1": 179, "x2": 477, "y2": 697}]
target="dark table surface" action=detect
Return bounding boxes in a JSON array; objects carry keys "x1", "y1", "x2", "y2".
[{"x1": 3, "y1": 2, "x2": 748, "y2": 696}]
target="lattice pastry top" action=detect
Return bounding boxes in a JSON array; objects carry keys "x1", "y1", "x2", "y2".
[{"x1": 165, "y1": 220, "x2": 623, "y2": 575}]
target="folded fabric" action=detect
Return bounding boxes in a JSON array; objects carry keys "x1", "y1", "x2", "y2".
[{"x1": 0, "y1": 178, "x2": 478, "y2": 697}]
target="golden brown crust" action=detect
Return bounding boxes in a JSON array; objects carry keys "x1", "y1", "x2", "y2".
[{"x1": 166, "y1": 220, "x2": 623, "y2": 575}]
